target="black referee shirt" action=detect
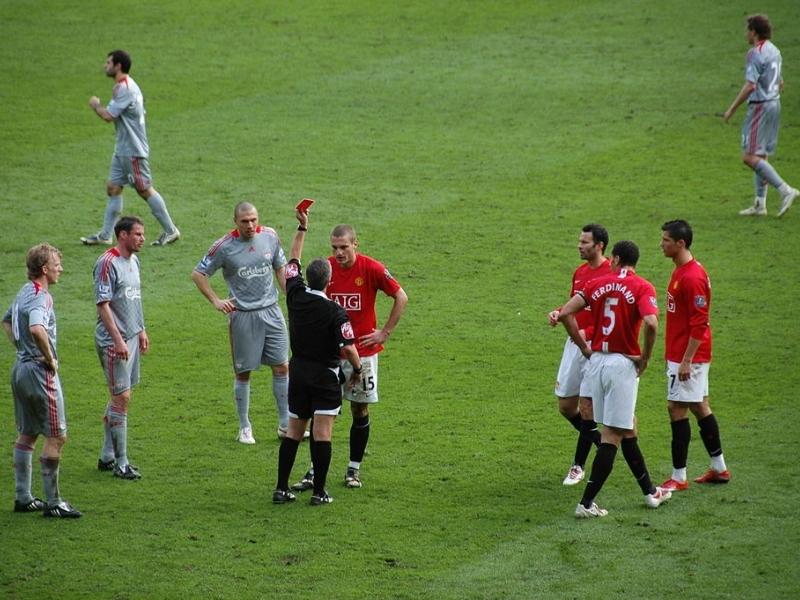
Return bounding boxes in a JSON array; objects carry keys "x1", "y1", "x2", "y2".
[{"x1": 285, "y1": 259, "x2": 355, "y2": 367}]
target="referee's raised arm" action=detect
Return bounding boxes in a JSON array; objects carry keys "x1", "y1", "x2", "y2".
[{"x1": 291, "y1": 206, "x2": 309, "y2": 261}]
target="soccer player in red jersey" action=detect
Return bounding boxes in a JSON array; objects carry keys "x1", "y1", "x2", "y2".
[
  {"x1": 660, "y1": 220, "x2": 729, "y2": 491},
  {"x1": 548, "y1": 224, "x2": 612, "y2": 486},
  {"x1": 292, "y1": 224, "x2": 408, "y2": 492},
  {"x1": 559, "y1": 241, "x2": 671, "y2": 518}
]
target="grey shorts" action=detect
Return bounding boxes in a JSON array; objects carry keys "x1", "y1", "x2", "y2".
[
  {"x1": 108, "y1": 154, "x2": 153, "y2": 191},
  {"x1": 741, "y1": 100, "x2": 780, "y2": 156},
  {"x1": 11, "y1": 360, "x2": 67, "y2": 437},
  {"x1": 229, "y1": 304, "x2": 289, "y2": 374},
  {"x1": 96, "y1": 337, "x2": 140, "y2": 396}
]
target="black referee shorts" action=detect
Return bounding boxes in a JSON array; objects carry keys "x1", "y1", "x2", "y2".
[{"x1": 288, "y1": 357, "x2": 343, "y2": 419}]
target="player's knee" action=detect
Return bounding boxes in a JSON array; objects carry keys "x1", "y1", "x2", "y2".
[
  {"x1": 272, "y1": 363, "x2": 289, "y2": 377},
  {"x1": 111, "y1": 392, "x2": 131, "y2": 411},
  {"x1": 136, "y1": 185, "x2": 154, "y2": 199},
  {"x1": 106, "y1": 183, "x2": 123, "y2": 196},
  {"x1": 351, "y1": 403, "x2": 368, "y2": 418}
]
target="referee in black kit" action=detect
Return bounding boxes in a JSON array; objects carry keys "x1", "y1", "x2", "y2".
[{"x1": 273, "y1": 205, "x2": 362, "y2": 506}]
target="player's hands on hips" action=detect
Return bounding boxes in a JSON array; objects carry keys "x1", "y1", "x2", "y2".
[
  {"x1": 580, "y1": 345, "x2": 592, "y2": 360},
  {"x1": 547, "y1": 309, "x2": 559, "y2": 327},
  {"x1": 89, "y1": 96, "x2": 102, "y2": 109},
  {"x1": 139, "y1": 331, "x2": 150, "y2": 354},
  {"x1": 360, "y1": 329, "x2": 388, "y2": 347},
  {"x1": 633, "y1": 357, "x2": 648, "y2": 376},
  {"x1": 678, "y1": 359, "x2": 692, "y2": 381},
  {"x1": 213, "y1": 297, "x2": 237, "y2": 314},
  {"x1": 40, "y1": 356, "x2": 58, "y2": 373}
]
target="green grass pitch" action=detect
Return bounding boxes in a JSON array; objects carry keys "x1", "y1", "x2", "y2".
[{"x1": 1, "y1": 1, "x2": 799, "y2": 598}]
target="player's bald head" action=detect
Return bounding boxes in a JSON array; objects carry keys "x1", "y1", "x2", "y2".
[{"x1": 234, "y1": 202, "x2": 257, "y2": 219}]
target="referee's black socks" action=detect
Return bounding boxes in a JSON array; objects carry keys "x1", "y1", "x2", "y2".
[{"x1": 277, "y1": 438, "x2": 300, "y2": 491}]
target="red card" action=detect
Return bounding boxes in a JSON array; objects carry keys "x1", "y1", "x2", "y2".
[{"x1": 296, "y1": 198, "x2": 314, "y2": 212}]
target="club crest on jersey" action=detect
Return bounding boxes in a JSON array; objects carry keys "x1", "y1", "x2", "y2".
[
  {"x1": 285, "y1": 262, "x2": 299, "y2": 279},
  {"x1": 355, "y1": 277, "x2": 365, "y2": 287},
  {"x1": 341, "y1": 321, "x2": 355, "y2": 340},
  {"x1": 331, "y1": 293, "x2": 361, "y2": 311},
  {"x1": 649, "y1": 296, "x2": 658, "y2": 308},
  {"x1": 666, "y1": 292, "x2": 676, "y2": 312},
  {"x1": 694, "y1": 295, "x2": 707, "y2": 308}
]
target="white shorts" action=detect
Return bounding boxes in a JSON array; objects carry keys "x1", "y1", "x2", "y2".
[
  {"x1": 586, "y1": 353, "x2": 639, "y2": 430},
  {"x1": 554, "y1": 338, "x2": 591, "y2": 398},
  {"x1": 341, "y1": 354, "x2": 379, "y2": 404},
  {"x1": 666, "y1": 361, "x2": 710, "y2": 402}
]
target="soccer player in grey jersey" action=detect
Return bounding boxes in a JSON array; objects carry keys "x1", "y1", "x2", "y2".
[
  {"x1": 82, "y1": 50, "x2": 180, "y2": 246},
  {"x1": 723, "y1": 15, "x2": 798, "y2": 217},
  {"x1": 2, "y1": 244, "x2": 81, "y2": 517},
  {"x1": 94, "y1": 216, "x2": 149, "y2": 480},
  {"x1": 192, "y1": 202, "x2": 290, "y2": 444}
]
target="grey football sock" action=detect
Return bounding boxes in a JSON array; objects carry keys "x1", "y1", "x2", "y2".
[
  {"x1": 234, "y1": 380, "x2": 251, "y2": 429},
  {"x1": 100, "y1": 403, "x2": 115, "y2": 462},
  {"x1": 754, "y1": 160, "x2": 786, "y2": 190},
  {"x1": 14, "y1": 443, "x2": 35, "y2": 503},
  {"x1": 40, "y1": 456, "x2": 62, "y2": 506},
  {"x1": 101, "y1": 195, "x2": 123, "y2": 239},
  {"x1": 753, "y1": 173, "x2": 767, "y2": 203},
  {"x1": 273, "y1": 374, "x2": 289, "y2": 430},
  {"x1": 146, "y1": 192, "x2": 177, "y2": 234},
  {"x1": 109, "y1": 409, "x2": 129, "y2": 468}
]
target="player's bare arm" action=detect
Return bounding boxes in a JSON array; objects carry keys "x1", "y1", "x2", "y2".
[
  {"x1": 138, "y1": 330, "x2": 150, "y2": 354},
  {"x1": 359, "y1": 287, "x2": 408, "y2": 347},
  {"x1": 547, "y1": 308, "x2": 560, "y2": 327},
  {"x1": 557, "y1": 294, "x2": 591, "y2": 358},
  {"x1": 89, "y1": 96, "x2": 115, "y2": 122},
  {"x1": 97, "y1": 301, "x2": 129, "y2": 359},
  {"x1": 635, "y1": 314, "x2": 658, "y2": 376},
  {"x1": 723, "y1": 81, "x2": 756, "y2": 122},
  {"x1": 275, "y1": 266, "x2": 287, "y2": 295},
  {"x1": 191, "y1": 270, "x2": 236, "y2": 314},
  {"x1": 1, "y1": 320, "x2": 13, "y2": 346},
  {"x1": 29, "y1": 324, "x2": 58, "y2": 372},
  {"x1": 678, "y1": 337, "x2": 703, "y2": 381}
]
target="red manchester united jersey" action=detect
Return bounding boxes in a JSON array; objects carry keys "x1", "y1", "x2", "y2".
[
  {"x1": 580, "y1": 268, "x2": 659, "y2": 356},
  {"x1": 571, "y1": 258, "x2": 612, "y2": 339},
  {"x1": 665, "y1": 259, "x2": 712, "y2": 363},
  {"x1": 327, "y1": 254, "x2": 402, "y2": 357}
]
